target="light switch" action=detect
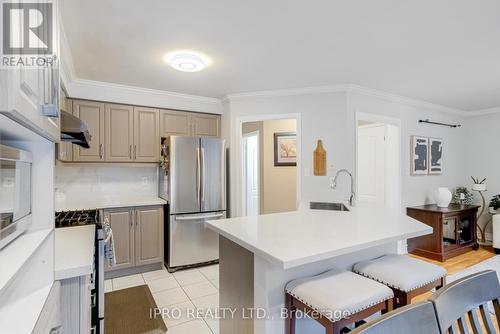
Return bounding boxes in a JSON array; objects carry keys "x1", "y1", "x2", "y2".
[{"x1": 141, "y1": 177, "x2": 148, "y2": 185}]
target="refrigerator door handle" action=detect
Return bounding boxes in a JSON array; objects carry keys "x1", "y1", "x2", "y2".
[
  {"x1": 200, "y1": 148, "x2": 206, "y2": 205},
  {"x1": 175, "y1": 213, "x2": 224, "y2": 221},
  {"x1": 196, "y1": 147, "x2": 201, "y2": 204}
]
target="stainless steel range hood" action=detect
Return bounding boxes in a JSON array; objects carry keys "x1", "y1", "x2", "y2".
[{"x1": 60, "y1": 110, "x2": 91, "y2": 148}]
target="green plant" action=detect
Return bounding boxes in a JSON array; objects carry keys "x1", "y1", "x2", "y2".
[
  {"x1": 490, "y1": 195, "x2": 500, "y2": 210},
  {"x1": 452, "y1": 186, "x2": 474, "y2": 205},
  {"x1": 471, "y1": 176, "x2": 486, "y2": 184}
]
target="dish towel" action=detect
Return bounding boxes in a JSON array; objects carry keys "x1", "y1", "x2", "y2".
[{"x1": 104, "y1": 218, "x2": 116, "y2": 267}]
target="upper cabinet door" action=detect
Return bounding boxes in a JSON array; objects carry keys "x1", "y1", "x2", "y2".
[
  {"x1": 191, "y1": 113, "x2": 221, "y2": 137},
  {"x1": 160, "y1": 109, "x2": 190, "y2": 137},
  {"x1": 105, "y1": 104, "x2": 134, "y2": 162},
  {"x1": 134, "y1": 107, "x2": 159, "y2": 162},
  {"x1": 57, "y1": 95, "x2": 73, "y2": 162},
  {"x1": 73, "y1": 100, "x2": 105, "y2": 161}
]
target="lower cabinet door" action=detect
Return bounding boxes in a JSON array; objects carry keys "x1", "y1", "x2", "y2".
[
  {"x1": 135, "y1": 206, "x2": 164, "y2": 266},
  {"x1": 104, "y1": 208, "x2": 135, "y2": 271}
]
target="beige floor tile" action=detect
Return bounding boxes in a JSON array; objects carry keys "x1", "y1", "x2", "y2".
[
  {"x1": 104, "y1": 279, "x2": 113, "y2": 293},
  {"x1": 165, "y1": 319, "x2": 212, "y2": 334},
  {"x1": 142, "y1": 268, "x2": 173, "y2": 283},
  {"x1": 112, "y1": 274, "x2": 145, "y2": 290},
  {"x1": 192, "y1": 293, "x2": 219, "y2": 313},
  {"x1": 148, "y1": 276, "x2": 180, "y2": 293},
  {"x1": 199, "y1": 265, "x2": 219, "y2": 280},
  {"x1": 209, "y1": 279, "x2": 219, "y2": 289},
  {"x1": 182, "y1": 281, "x2": 218, "y2": 300},
  {"x1": 204, "y1": 317, "x2": 219, "y2": 334},
  {"x1": 173, "y1": 269, "x2": 207, "y2": 286},
  {"x1": 159, "y1": 300, "x2": 197, "y2": 328},
  {"x1": 153, "y1": 287, "x2": 189, "y2": 307}
]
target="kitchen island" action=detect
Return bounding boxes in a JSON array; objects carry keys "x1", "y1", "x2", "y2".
[{"x1": 206, "y1": 205, "x2": 432, "y2": 334}]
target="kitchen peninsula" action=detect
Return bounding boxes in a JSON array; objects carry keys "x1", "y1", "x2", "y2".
[{"x1": 206, "y1": 205, "x2": 432, "y2": 334}]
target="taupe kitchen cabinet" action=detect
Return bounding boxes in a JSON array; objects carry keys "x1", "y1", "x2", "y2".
[
  {"x1": 191, "y1": 112, "x2": 221, "y2": 137},
  {"x1": 133, "y1": 107, "x2": 160, "y2": 162},
  {"x1": 160, "y1": 109, "x2": 221, "y2": 138},
  {"x1": 104, "y1": 206, "x2": 163, "y2": 273},
  {"x1": 160, "y1": 109, "x2": 191, "y2": 136},
  {"x1": 104, "y1": 103, "x2": 134, "y2": 162},
  {"x1": 57, "y1": 93, "x2": 73, "y2": 162},
  {"x1": 73, "y1": 100, "x2": 106, "y2": 161}
]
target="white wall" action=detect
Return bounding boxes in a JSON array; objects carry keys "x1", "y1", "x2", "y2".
[
  {"x1": 464, "y1": 112, "x2": 500, "y2": 234},
  {"x1": 226, "y1": 90, "x2": 467, "y2": 216},
  {"x1": 55, "y1": 165, "x2": 158, "y2": 201}
]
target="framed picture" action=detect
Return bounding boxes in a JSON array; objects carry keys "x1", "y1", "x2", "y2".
[
  {"x1": 428, "y1": 138, "x2": 443, "y2": 175},
  {"x1": 274, "y1": 132, "x2": 297, "y2": 166},
  {"x1": 411, "y1": 136, "x2": 428, "y2": 175}
]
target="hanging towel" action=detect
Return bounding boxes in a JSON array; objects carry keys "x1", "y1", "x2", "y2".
[{"x1": 103, "y1": 218, "x2": 116, "y2": 267}]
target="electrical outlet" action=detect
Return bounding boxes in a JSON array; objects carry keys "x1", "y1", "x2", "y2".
[
  {"x1": 141, "y1": 177, "x2": 148, "y2": 186},
  {"x1": 2, "y1": 177, "x2": 14, "y2": 188}
]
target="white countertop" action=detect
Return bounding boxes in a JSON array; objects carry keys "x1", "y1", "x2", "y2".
[
  {"x1": 206, "y1": 205, "x2": 432, "y2": 269},
  {"x1": 55, "y1": 225, "x2": 96, "y2": 280},
  {"x1": 55, "y1": 195, "x2": 167, "y2": 211}
]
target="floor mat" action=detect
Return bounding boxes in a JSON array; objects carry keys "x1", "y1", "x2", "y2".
[{"x1": 105, "y1": 284, "x2": 167, "y2": 334}]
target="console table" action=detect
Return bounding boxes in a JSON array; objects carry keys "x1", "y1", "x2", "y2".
[{"x1": 407, "y1": 204, "x2": 480, "y2": 262}]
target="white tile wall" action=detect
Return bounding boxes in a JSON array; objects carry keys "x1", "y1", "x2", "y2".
[
  {"x1": 106, "y1": 264, "x2": 220, "y2": 333},
  {"x1": 55, "y1": 165, "x2": 158, "y2": 199}
]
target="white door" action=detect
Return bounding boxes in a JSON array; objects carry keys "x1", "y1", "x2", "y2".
[
  {"x1": 357, "y1": 124, "x2": 386, "y2": 206},
  {"x1": 243, "y1": 132, "x2": 259, "y2": 216}
]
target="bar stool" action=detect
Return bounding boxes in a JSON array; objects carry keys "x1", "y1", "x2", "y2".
[
  {"x1": 353, "y1": 254, "x2": 446, "y2": 308},
  {"x1": 285, "y1": 268, "x2": 394, "y2": 334}
]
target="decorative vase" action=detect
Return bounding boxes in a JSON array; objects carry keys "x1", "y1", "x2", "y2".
[
  {"x1": 472, "y1": 183, "x2": 487, "y2": 191},
  {"x1": 434, "y1": 187, "x2": 452, "y2": 208}
]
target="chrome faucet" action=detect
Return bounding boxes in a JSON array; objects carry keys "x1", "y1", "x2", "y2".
[{"x1": 330, "y1": 169, "x2": 355, "y2": 206}]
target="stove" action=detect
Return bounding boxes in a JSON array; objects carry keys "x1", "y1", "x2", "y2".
[
  {"x1": 55, "y1": 209, "x2": 100, "y2": 228},
  {"x1": 54, "y1": 208, "x2": 104, "y2": 333}
]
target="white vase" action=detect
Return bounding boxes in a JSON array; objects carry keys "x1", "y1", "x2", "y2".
[
  {"x1": 434, "y1": 187, "x2": 452, "y2": 208},
  {"x1": 472, "y1": 183, "x2": 487, "y2": 191}
]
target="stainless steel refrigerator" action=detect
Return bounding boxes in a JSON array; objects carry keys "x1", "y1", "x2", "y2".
[{"x1": 160, "y1": 136, "x2": 226, "y2": 271}]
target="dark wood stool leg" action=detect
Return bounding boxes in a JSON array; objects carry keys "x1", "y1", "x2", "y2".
[
  {"x1": 285, "y1": 294, "x2": 296, "y2": 334},
  {"x1": 382, "y1": 298, "x2": 393, "y2": 314}
]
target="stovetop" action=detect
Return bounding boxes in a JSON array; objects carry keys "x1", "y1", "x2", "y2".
[{"x1": 55, "y1": 209, "x2": 100, "y2": 228}]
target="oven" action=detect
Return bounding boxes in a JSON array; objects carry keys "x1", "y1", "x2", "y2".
[{"x1": 0, "y1": 144, "x2": 32, "y2": 250}]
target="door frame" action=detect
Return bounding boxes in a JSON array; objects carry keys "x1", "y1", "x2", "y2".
[
  {"x1": 241, "y1": 130, "x2": 260, "y2": 216},
  {"x1": 234, "y1": 113, "x2": 301, "y2": 217}
]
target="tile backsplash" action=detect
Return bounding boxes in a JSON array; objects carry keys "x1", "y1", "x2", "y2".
[{"x1": 55, "y1": 165, "x2": 158, "y2": 199}]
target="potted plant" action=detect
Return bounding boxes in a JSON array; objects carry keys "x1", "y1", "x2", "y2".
[
  {"x1": 490, "y1": 195, "x2": 500, "y2": 215},
  {"x1": 471, "y1": 176, "x2": 487, "y2": 191},
  {"x1": 452, "y1": 187, "x2": 474, "y2": 205}
]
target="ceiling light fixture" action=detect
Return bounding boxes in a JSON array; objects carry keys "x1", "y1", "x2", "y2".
[{"x1": 164, "y1": 51, "x2": 210, "y2": 72}]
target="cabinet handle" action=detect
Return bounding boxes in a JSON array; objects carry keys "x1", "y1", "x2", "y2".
[
  {"x1": 130, "y1": 212, "x2": 133, "y2": 227},
  {"x1": 135, "y1": 211, "x2": 138, "y2": 227},
  {"x1": 129, "y1": 145, "x2": 132, "y2": 159},
  {"x1": 99, "y1": 144, "x2": 103, "y2": 159},
  {"x1": 134, "y1": 145, "x2": 137, "y2": 160}
]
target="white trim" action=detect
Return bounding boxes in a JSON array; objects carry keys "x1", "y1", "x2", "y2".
[
  {"x1": 65, "y1": 78, "x2": 223, "y2": 114},
  {"x1": 224, "y1": 84, "x2": 468, "y2": 117},
  {"x1": 233, "y1": 113, "x2": 301, "y2": 217},
  {"x1": 58, "y1": 8, "x2": 76, "y2": 90},
  {"x1": 466, "y1": 107, "x2": 500, "y2": 117},
  {"x1": 241, "y1": 130, "x2": 260, "y2": 216}
]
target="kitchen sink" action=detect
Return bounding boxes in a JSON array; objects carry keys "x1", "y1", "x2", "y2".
[{"x1": 310, "y1": 202, "x2": 350, "y2": 211}]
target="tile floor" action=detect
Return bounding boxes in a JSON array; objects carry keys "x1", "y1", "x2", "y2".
[{"x1": 105, "y1": 265, "x2": 220, "y2": 334}]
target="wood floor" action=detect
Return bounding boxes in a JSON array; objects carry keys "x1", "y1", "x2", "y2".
[{"x1": 411, "y1": 246, "x2": 496, "y2": 303}]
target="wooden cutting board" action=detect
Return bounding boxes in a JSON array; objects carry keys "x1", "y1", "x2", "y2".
[{"x1": 313, "y1": 140, "x2": 326, "y2": 176}]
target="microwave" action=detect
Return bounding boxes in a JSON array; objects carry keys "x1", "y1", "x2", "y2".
[{"x1": 0, "y1": 144, "x2": 32, "y2": 249}]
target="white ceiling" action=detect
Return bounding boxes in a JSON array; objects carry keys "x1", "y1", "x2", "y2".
[{"x1": 60, "y1": 0, "x2": 500, "y2": 111}]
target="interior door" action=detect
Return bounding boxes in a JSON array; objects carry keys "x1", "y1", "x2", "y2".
[
  {"x1": 357, "y1": 124, "x2": 386, "y2": 206},
  {"x1": 169, "y1": 211, "x2": 224, "y2": 267},
  {"x1": 200, "y1": 138, "x2": 226, "y2": 212},
  {"x1": 169, "y1": 136, "x2": 200, "y2": 214}
]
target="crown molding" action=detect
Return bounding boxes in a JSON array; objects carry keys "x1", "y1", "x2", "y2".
[
  {"x1": 464, "y1": 107, "x2": 500, "y2": 117},
  {"x1": 58, "y1": 9, "x2": 76, "y2": 90},
  {"x1": 66, "y1": 78, "x2": 223, "y2": 114},
  {"x1": 223, "y1": 84, "x2": 468, "y2": 117}
]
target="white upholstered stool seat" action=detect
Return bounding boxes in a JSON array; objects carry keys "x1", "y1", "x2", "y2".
[
  {"x1": 285, "y1": 268, "x2": 394, "y2": 322},
  {"x1": 353, "y1": 254, "x2": 446, "y2": 293}
]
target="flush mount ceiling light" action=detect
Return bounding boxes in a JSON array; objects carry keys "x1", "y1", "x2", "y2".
[{"x1": 164, "y1": 51, "x2": 210, "y2": 72}]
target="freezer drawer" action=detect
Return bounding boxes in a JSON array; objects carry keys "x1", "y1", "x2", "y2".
[{"x1": 169, "y1": 211, "x2": 225, "y2": 268}]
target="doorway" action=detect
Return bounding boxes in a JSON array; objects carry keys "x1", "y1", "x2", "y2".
[
  {"x1": 242, "y1": 131, "x2": 260, "y2": 216},
  {"x1": 356, "y1": 113, "x2": 401, "y2": 210}
]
